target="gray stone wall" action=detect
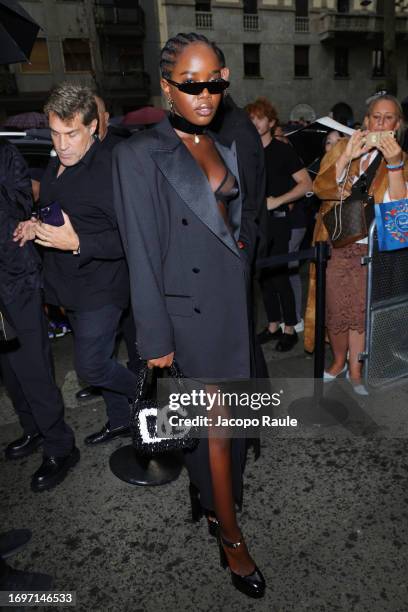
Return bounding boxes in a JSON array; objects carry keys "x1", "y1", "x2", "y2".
[{"x1": 143, "y1": 0, "x2": 408, "y2": 125}]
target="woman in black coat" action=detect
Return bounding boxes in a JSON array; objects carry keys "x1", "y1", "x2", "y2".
[{"x1": 113, "y1": 33, "x2": 265, "y2": 598}]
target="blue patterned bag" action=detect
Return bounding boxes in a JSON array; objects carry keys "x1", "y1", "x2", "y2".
[{"x1": 374, "y1": 199, "x2": 408, "y2": 251}]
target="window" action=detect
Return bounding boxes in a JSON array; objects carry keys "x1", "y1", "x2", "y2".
[
  {"x1": 334, "y1": 47, "x2": 349, "y2": 77},
  {"x1": 295, "y1": 0, "x2": 308, "y2": 17},
  {"x1": 337, "y1": 0, "x2": 349, "y2": 12},
  {"x1": 372, "y1": 49, "x2": 384, "y2": 77},
  {"x1": 294, "y1": 45, "x2": 309, "y2": 77},
  {"x1": 63, "y1": 39, "x2": 92, "y2": 72},
  {"x1": 195, "y1": 0, "x2": 211, "y2": 10},
  {"x1": 195, "y1": 0, "x2": 212, "y2": 28},
  {"x1": 21, "y1": 39, "x2": 50, "y2": 73},
  {"x1": 117, "y1": 43, "x2": 143, "y2": 73},
  {"x1": 243, "y1": 44, "x2": 260, "y2": 77},
  {"x1": 243, "y1": 0, "x2": 257, "y2": 13}
]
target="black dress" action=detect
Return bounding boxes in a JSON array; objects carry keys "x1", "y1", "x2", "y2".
[{"x1": 183, "y1": 166, "x2": 247, "y2": 512}]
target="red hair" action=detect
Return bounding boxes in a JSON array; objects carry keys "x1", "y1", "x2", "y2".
[{"x1": 244, "y1": 97, "x2": 278, "y2": 123}]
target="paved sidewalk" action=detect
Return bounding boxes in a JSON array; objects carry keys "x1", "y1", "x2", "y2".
[{"x1": 1, "y1": 321, "x2": 408, "y2": 611}]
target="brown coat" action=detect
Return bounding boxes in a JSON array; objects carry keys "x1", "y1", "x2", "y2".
[{"x1": 304, "y1": 138, "x2": 408, "y2": 352}]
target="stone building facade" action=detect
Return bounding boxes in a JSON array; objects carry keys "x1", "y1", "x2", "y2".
[
  {"x1": 140, "y1": 0, "x2": 408, "y2": 124},
  {"x1": 0, "y1": 0, "x2": 149, "y2": 118}
]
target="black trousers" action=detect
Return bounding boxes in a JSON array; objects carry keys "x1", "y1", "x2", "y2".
[
  {"x1": 260, "y1": 215, "x2": 297, "y2": 326},
  {"x1": 67, "y1": 304, "x2": 138, "y2": 429},
  {"x1": 0, "y1": 290, "x2": 74, "y2": 457}
]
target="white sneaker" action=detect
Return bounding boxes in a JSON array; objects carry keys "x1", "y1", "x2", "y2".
[
  {"x1": 294, "y1": 319, "x2": 304, "y2": 333},
  {"x1": 323, "y1": 364, "x2": 348, "y2": 382},
  {"x1": 346, "y1": 371, "x2": 369, "y2": 396}
]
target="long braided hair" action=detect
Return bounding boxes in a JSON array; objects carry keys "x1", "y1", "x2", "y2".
[{"x1": 159, "y1": 32, "x2": 224, "y2": 79}]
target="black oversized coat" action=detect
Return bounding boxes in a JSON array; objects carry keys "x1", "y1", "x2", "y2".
[{"x1": 113, "y1": 117, "x2": 256, "y2": 380}]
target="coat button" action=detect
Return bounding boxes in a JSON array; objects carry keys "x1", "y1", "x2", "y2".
[
  {"x1": 192, "y1": 268, "x2": 200, "y2": 273},
  {"x1": 194, "y1": 307, "x2": 201, "y2": 314},
  {"x1": 182, "y1": 218, "x2": 188, "y2": 225}
]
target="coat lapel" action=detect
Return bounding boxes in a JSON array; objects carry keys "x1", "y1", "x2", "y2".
[{"x1": 150, "y1": 118, "x2": 241, "y2": 257}]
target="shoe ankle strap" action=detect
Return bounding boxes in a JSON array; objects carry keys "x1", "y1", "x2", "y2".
[{"x1": 220, "y1": 533, "x2": 242, "y2": 549}]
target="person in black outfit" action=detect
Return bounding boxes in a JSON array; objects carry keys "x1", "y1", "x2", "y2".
[
  {"x1": 14, "y1": 83, "x2": 137, "y2": 446},
  {"x1": 246, "y1": 97, "x2": 312, "y2": 351},
  {"x1": 75, "y1": 93, "x2": 137, "y2": 402},
  {"x1": 113, "y1": 33, "x2": 265, "y2": 598},
  {"x1": 0, "y1": 138, "x2": 78, "y2": 492}
]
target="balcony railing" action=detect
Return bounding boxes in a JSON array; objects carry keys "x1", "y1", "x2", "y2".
[
  {"x1": 0, "y1": 73, "x2": 17, "y2": 95},
  {"x1": 243, "y1": 14, "x2": 259, "y2": 31},
  {"x1": 195, "y1": 11, "x2": 213, "y2": 30},
  {"x1": 94, "y1": 3, "x2": 145, "y2": 36},
  {"x1": 295, "y1": 16, "x2": 309, "y2": 33}
]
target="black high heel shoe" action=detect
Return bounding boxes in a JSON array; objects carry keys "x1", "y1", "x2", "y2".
[
  {"x1": 189, "y1": 483, "x2": 219, "y2": 537},
  {"x1": 218, "y1": 531, "x2": 265, "y2": 599}
]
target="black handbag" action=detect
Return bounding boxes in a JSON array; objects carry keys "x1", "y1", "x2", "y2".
[
  {"x1": 322, "y1": 154, "x2": 382, "y2": 248},
  {"x1": 130, "y1": 361, "x2": 198, "y2": 456},
  {"x1": 0, "y1": 310, "x2": 17, "y2": 343}
]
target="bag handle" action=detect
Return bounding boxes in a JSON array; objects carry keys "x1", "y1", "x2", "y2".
[{"x1": 134, "y1": 359, "x2": 185, "y2": 402}]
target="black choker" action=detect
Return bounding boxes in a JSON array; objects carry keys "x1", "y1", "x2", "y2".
[{"x1": 168, "y1": 113, "x2": 206, "y2": 144}]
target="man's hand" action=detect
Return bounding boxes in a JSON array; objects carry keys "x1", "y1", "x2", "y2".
[
  {"x1": 266, "y1": 196, "x2": 283, "y2": 210},
  {"x1": 13, "y1": 218, "x2": 38, "y2": 247},
  {"x1": 147, "y1": 352, "x2": 174, "y2": 369},
  {"x1": 34, "y1": 211, "x2": 80, "y2": 251}
]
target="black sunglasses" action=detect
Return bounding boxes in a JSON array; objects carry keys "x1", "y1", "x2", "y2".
[{"x1": 165, "y1": 78, "x2": 229, "y2": 95}]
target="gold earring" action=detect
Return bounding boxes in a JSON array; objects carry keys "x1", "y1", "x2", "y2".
[{"x1": 168, "y1": 98, "x2": 174, "y2": 113}]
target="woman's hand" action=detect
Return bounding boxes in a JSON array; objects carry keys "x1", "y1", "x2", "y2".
[
  {"x1": 376, "y1": 134, "x2": 403, "y2": 166},
  {"x1": 13, "y1": 218, "x2": 38, "y2": 247},
  {"x1": 147, "y1": 351, "x2": 174, "y2": 369},
  {"x1": 343, "y1": 130, "x2": 367, "y2": 162}
]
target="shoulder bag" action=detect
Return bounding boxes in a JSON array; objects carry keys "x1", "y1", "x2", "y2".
[{"x1": 322, "y1": 153, "x2": 383, "y2": 248}]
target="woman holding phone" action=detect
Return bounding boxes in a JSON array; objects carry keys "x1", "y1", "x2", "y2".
[
  {"x1": 113, "y1": 33, "x2": 265, "y2": 598},
  {"x1": 304, "y1": 94, "x2": 408, "y2": 393}
]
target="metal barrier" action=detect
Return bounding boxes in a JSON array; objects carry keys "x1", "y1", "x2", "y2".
[{"x1": 362, "y1": 220, "x2": 408, "y2": 388}]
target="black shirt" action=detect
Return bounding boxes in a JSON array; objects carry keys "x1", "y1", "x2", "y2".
[
  {"x1": 264, "y1": 138, "x2": 306, "y2": 225},
  {"x1": 39, "y1": 139, "x2": 129, "y2": 311}
]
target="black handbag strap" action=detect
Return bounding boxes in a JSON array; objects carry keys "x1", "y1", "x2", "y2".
[
  {"x1": 134, "y1": 360, "x2": 185, "y2": 402},
  {"x1": 353, "y1": 153, "x2": 383, "y2": 194}
]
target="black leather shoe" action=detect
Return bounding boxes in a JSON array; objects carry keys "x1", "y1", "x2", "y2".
[
  {"x1": 257, "y1": 327, "x2": 282, "y2": 345},
  {"x1": 275, "y1": 330, "x2": 298, "y2": 352},
  {"x1": 31, "y1": 447, "x2": 80, "y2": 493},
  {"x1": 0, "y1": 529, "x2": 32, "y2": 560},
  {"x1": 5, "y1": 433, "x2": 43, "y2": 460},
  {"x1": 75, "y1": 386, "x2": 102, "y2": 401},
  {"x1": 84, "y1": 422, "x2": 130, "y2": 446}
]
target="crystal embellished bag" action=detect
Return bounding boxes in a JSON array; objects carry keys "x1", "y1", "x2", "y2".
[{"x1": 130, "y1": 361, "x2": 198, "y2": 456}]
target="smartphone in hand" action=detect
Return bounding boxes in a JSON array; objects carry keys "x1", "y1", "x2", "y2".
[
  {"x1": 365, "y1": 131, "x2": 395, "y2": 147},
  {"x1": 39, "y1": 201, "x2": 65, "y2": 227}
]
